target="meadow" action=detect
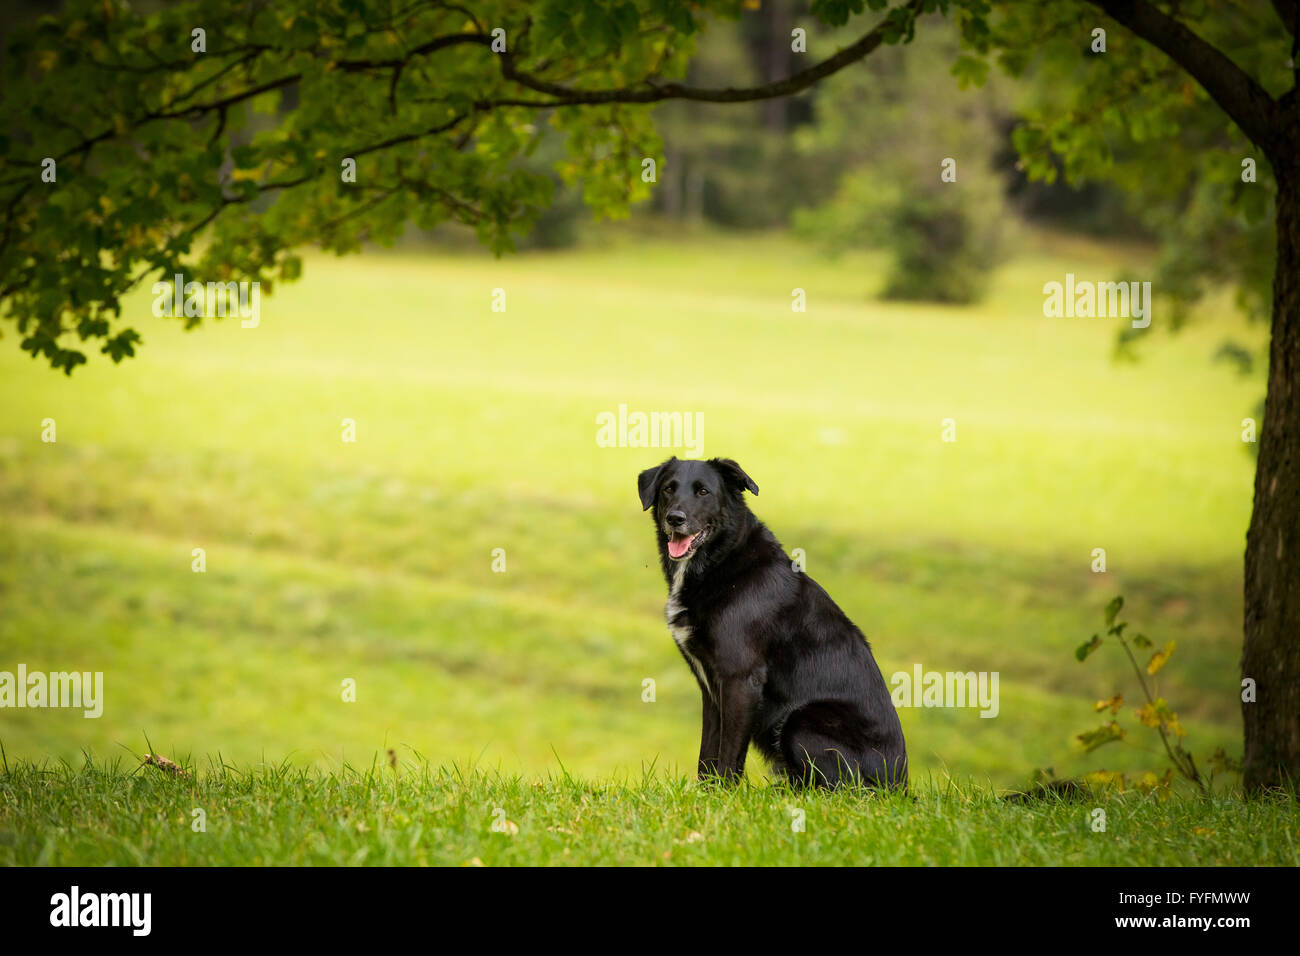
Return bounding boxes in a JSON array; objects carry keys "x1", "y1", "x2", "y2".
[{"x1": 0, "y1": 227, "x2": 1285, "y2": 864}]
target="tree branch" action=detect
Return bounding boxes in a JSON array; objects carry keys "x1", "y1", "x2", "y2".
[
  {"x1": 494, "y1": 1, "x2": 922, "y2": 105},
  {"x1": 0, "y1": 1, "x2": 924, "y2": 285},
  {"x1": 1278, "y1": 0, "x2": 1300, "y2": 94},
  {"x1": 14, "y1": 0, "x2": 922, "y2": 175},
  {"x1": 1085, "y1": 0, "x2": 1282, "y2": 155},
  {"x1": 1270, "y1": 0, "x2": 1296, "y2": 36}
]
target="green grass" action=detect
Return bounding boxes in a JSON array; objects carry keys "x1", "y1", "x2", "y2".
[
  {"x1": 0, "y1": 228, "x2": 1277, "y2": 863},
  {"x1": 1, "y1": 757, "x2": 1294, "y2": 866}
]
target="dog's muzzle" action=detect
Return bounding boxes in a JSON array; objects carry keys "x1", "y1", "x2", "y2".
[{"x1": 666, "y1": 527, "x2": 707, "y2": 560}]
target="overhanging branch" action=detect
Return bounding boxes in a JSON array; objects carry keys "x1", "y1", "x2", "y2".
[
  {"x1": 1, "y1": 0, "x2": 925, "y2": 264},
  {"x1": 494, "y1": 0, "x2": 922, "y2": 105},
  {"x1": 1085, "y1": 0, "x2": 1282, "y2": 155}
]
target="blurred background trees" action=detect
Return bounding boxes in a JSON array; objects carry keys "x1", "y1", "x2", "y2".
[
  {"x1": 513, "y1": 1, "x2": 1271, "y2": 334},
  {"x1": 520, "y1": 4, "x2": 1128, "y2": 306}
]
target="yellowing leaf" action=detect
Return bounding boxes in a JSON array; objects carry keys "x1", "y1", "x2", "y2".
[
  {"x1": 1146, "y1": 641, "x2": 1175, "y2": 674},
  {"x1": 1094, "y1": 694, "x2": 1124, "y2": 715},
  {"x1": 1077, "y1": 722, "x2": 1126, "y2": 753},
  {"x1": 1134, "y1": 703, "x2": 1161, "y2": 728},
  {"x1": 1084, "y1": 769, "x2": 1125, "y2": 789}
]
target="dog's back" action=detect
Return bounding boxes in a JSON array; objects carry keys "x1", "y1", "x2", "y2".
[{"x1": 714, "y1": 516, "x2": 907, "y2": 788}]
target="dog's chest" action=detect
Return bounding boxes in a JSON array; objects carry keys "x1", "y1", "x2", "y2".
[{"x1": 665, "y1": 561, "x2": 714, "y2": 698}]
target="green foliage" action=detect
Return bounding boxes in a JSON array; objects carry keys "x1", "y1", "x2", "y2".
[
  {"x1": 980, "y1": 0, "x2": 1286, "y2": 340},
  {"x1": 0, "y1": 0, "x2": 707, "y2": 370},
  {"x1": 1074, "y1": 596, "x2": 1243, "y2": 794},
  {"x1": 4, "y1": 0, "x2": 1289, "y2": 369}
]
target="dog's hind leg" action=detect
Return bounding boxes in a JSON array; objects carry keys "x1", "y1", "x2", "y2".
[{"x1": 780, "y1": 702, "x2": 903, "y2": 789}]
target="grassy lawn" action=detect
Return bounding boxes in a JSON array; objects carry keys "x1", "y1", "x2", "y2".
[
  {"x1": 3, "y1": 759, "x2": 1295, "y2": 866},
  {"x1": 0, "y1": 229, "x2": 1280, "y2": 864}
]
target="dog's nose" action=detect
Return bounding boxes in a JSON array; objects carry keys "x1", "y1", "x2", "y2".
[{"x1": 666, "y1": 510, "x2": 687, "y2": 528}]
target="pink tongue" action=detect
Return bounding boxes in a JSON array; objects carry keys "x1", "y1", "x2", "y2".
[{"x1": 668, "y1": 533, "x2": 695, "y2": 558}]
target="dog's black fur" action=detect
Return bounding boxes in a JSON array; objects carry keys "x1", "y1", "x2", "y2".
[{"x1": 639, "y1": 456, "x2": 906, "y2": 788}]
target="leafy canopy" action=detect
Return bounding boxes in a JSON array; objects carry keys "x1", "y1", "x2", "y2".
[
  {"x1": 0, "y1": 0, "x2": 1291, "y2": 371},
  {"x1": 1, "y1": 0, "x2": 715, "y2": 371}
]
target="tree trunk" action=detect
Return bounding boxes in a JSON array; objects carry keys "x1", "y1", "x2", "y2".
[
  {"x1": 1242, "y1": 156, "x2": 1300, "y2": 794},
  {"x1": 762, "y1": 0, "x2": 791, "y2": 135}
]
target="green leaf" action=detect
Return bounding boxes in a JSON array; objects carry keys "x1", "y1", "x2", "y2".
[
  {"x1": 1075, "y1": 634, "x2": 1102, "y2": 662},
  {"x1": 950, "y1": 54, "x2": 989, "y2": 90},
  {"x1": 1208, "y1": 748, "x2": 1242, "y2": 775},
  {"x1": 1104, "y1": 595, "x2": 1123, "y2": 627}
]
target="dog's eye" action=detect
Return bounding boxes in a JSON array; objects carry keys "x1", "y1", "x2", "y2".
[
  {"x1": 665, "y1": 482, "x2": 676, "y2": 494},
  {"x1": 696, "y1": 487, "x2": 709, "y2": 497}
]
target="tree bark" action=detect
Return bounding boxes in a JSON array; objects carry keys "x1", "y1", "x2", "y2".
[
  {"x1": 1085, "y1": 0, "x2": 1299, "y2": 794},
  {"x1": 1243, "y1": 151, "x2": 1300, "y2": 794}
]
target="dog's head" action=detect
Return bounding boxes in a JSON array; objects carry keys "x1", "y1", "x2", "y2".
[{"x1": 637, "y1": 457, "x2": 759, "y2": 561}]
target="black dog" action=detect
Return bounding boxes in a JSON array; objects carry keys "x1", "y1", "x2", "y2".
[{"x1": 639, "y1": 456, "x2": 906, "y2": 788}]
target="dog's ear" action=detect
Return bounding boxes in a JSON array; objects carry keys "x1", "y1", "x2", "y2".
[
  {"x1": 710, "y1": 458, "x2": 759, "y2": 497},
  {"x1": 637, "y1": 457, "x2": 676, "y2": 511}
]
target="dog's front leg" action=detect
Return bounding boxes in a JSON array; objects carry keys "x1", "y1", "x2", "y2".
[
  {"x1": 715, "y1": 673, "x2": 761, "y2": 783},
  {"x1": 697, "y1": 689, "x2": 721, "y2": 779}
]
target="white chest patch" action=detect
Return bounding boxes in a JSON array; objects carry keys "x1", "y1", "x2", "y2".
[{"x1": 666, "y1": 560, "x2": 712, "y2": 699}]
